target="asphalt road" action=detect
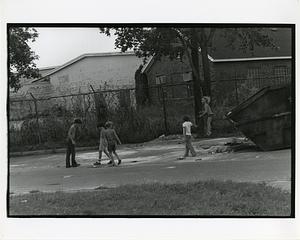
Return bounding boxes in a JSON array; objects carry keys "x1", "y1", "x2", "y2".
[{"x1": 9, "y1": 138, "x2": 292, "y2": 195}]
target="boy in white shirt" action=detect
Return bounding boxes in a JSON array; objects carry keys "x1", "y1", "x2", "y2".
[{"x1": 179, "y1": 116, "x2": 197, "y2": 159}]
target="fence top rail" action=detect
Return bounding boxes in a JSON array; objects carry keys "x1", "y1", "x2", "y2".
[
  {"x1": 147, "y1": 74, "x2": 291, "y2": 88},
  {"x1": 10, "y1": 73, "x2": 291, "y2": 103},
  {"x1": 10, "y1": 87, "x2": 136, "y2": 103}
]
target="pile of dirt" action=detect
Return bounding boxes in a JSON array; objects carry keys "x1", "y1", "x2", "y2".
[{"x1": 197, "y1": 137, "x2": 258, "y2": 154}]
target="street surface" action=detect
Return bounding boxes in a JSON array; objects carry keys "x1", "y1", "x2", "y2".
[{"x1": 9, "y1": 138, "x2": 292, "y2": 195}]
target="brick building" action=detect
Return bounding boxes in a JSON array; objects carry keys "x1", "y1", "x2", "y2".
[{"x1": 141, "y1": 28, "x2": 292, "y2": 104}]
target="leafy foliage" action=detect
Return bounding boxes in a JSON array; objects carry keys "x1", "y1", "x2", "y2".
[
  {"x1": 99, "y1": 27, "x2": 277, "y2": 84},
  {"x1": 9, "y1": 27, "x2": 41, "y2": 91},
  {"x1": 222, "y1": 28, "x2": 276, "y2": 52},
  {"x1": 99, "y1": 27, "x2": 277, "y2": 130}
]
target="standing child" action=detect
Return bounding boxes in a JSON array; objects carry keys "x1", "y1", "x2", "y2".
[
  {"x1": 93, "y1": 122, "x2": 112, "y2": 166},
  {"x1": 179, "y1": 116, "x2": 197, "y2": 159},
  {"x1": 102, "y1": 121, "x2": 122, "y2": 166},
  {"x1": 199, "y1": 96, "x2": 214, "y2": 137},
  {"x1": 65, "y1": 118, "x2": 82, "y2": 168}
]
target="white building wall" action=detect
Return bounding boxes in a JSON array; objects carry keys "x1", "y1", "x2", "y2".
[{"x1": 49, "y1": 54, "x2": 143, "y2": 94}]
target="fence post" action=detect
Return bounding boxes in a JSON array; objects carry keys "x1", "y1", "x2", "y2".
[
  {"x1": 161, "y1": 86, "x2": 168, "y2": 134},
  {"x1": 234, "y1": 73, "x2": 239, "y2": 105},
  {"x1": 30, "y1": 93, "x2": 42, "y2": 144}
]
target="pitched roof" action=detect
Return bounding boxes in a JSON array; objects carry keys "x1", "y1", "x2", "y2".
[{"x1": 32, "y1": 51, "x2": 136, "y2": 83}]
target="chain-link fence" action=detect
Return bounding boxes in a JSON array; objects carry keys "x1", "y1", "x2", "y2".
[
  {"x1": 9, "y1": 73, "x2": 291, "y2": 152},
  {"x1": 9, "y1": 88, "x2": 143, "y2": 151},
  {"x1": 148, "y1": 73, "x2": 291, "y2": 135}
]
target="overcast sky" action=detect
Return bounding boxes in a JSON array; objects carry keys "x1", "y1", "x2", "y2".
[{"x1": 29, "y1": 28, "x2": 118, "y2": 68}]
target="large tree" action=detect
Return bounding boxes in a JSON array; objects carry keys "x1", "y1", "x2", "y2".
[
  {"x1": 9, "y1": 27, "x2": 40, "y2": 92},
  {"x1": 100, "y1": 27, "x2": 276, "y2": 130}
]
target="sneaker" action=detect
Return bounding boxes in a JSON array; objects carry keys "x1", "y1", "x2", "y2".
[
  {"x1": 177, "y1": 157, "x2": 185, "y2": 160},
  {"x1": 66, "y1": 165, "x2": 71, "y2": 168},
  {"x1": 93, "y1": 161, "x2": 101, "y2": 166},
  {"x1": 107, "y1": 161, "x2": 113, "y2": 165},
  {"x1": 118, "y1": 159, "x2": 122, "y2": 165},
  {"x1": 72, "y1": 163, "x2": 80, "y2": 167}
]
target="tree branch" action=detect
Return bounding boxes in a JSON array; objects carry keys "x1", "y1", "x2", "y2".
[
  {"x1": 207, "y1": 28, "x2": 216, "y2": 46},
  {"x1": 173, "y1": 28, "x2": 198, "y2": 76}
]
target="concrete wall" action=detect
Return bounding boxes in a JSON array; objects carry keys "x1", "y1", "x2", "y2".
[{"x1": 9, "y1": 54, "x2": 143, "y2": 120}]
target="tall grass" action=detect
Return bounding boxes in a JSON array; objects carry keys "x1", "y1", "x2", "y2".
[
  {"x1": 9, "y1": 92, "x2": 240, "y2": 152},
  {"x1": 9, "y1": 104, "x2": 181, "y2": 151}
]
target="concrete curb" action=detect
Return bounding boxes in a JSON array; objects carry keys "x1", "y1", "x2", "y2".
[{"x1": 9, "y1": 146, "x2": 98, "y2": 157}]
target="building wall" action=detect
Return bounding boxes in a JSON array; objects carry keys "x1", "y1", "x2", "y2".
[
  {"x1": 213, "y1": 59, "x2": 291, "y2": 83},
  {"x1": 145, "y1": 55, "x2": 208, "y2": 103},
  {"x1": 9, "y1": 54, "x2": 143, "y2": 120},
  {"x1": 145, "y1": 56, "x2": 291, "y2": 104},
  {"x1": 49, "y1": 55, "x2": 143, "y2": 95}
]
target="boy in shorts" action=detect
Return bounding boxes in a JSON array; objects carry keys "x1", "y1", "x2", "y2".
[
  {"x1": 93, "y1": 122, "x2": 112, "y2": 166},
  {"x1": 102, "y1": 121, "x2": 122, "y2": 166}
]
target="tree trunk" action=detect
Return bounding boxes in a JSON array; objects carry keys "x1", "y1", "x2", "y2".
[
  {"x1": 199, "y1": 43, "x2": 212, "y2": 96},
  {"x1": 93, "y1": 91, "x2": 108, "y2": 124},
  {"x1": 190, "y1": 29, "x2": 204, "y2": 135}
]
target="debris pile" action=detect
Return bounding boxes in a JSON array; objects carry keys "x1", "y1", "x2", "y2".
[{"x1": 197, "y1": 137, "x2": 257, "y2": 154}]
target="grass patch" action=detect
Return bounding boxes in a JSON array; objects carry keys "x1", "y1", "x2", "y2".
[{"x1": 9, "y1": 180, "x2": 291, "y2": 216}]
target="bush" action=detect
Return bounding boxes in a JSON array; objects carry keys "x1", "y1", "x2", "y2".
[{"x1": 110, "y1": 105, "x2": 166, "y2": 143}]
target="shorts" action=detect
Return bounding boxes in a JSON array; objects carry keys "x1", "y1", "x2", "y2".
[{"x1": 108, "y1": 143, "x2": 116, "y2": 152}]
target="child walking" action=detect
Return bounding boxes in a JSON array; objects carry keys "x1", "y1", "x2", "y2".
[
  {"x1": 93, "y1": 122, "x2": 112, "y2": 166},
  {"x1": 179, "y1": 116, "x2": 197, "y2": 159},
  {"x1": 102, "y1": 121, "x2": 122, "y2": 166}
]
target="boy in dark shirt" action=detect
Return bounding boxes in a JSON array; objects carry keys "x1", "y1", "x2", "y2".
[{"x1": 65, "y1": 118, "x2": 82, "y2": 168}]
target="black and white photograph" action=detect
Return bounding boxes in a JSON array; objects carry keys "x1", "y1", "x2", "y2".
[
  {"x1": 7, "y1": 24, "x2": 294, "y2": 217},
  {"x1": 1, "y1": 0, "x2": 299, "y2": 240}
]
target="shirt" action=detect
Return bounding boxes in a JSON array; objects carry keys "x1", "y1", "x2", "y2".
[
  {"x1": 67, "y1": 124, "x2": 79, "y2": 143},
  {"x1": 182, "y1": 121, "x2": 193, "y2": 136},
  {"x1": 102, "y1": 128, "x2": 121, "y2": 145},
  {"x1": 204, "y1": 103, "x2": 213, "y2": 116}
]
